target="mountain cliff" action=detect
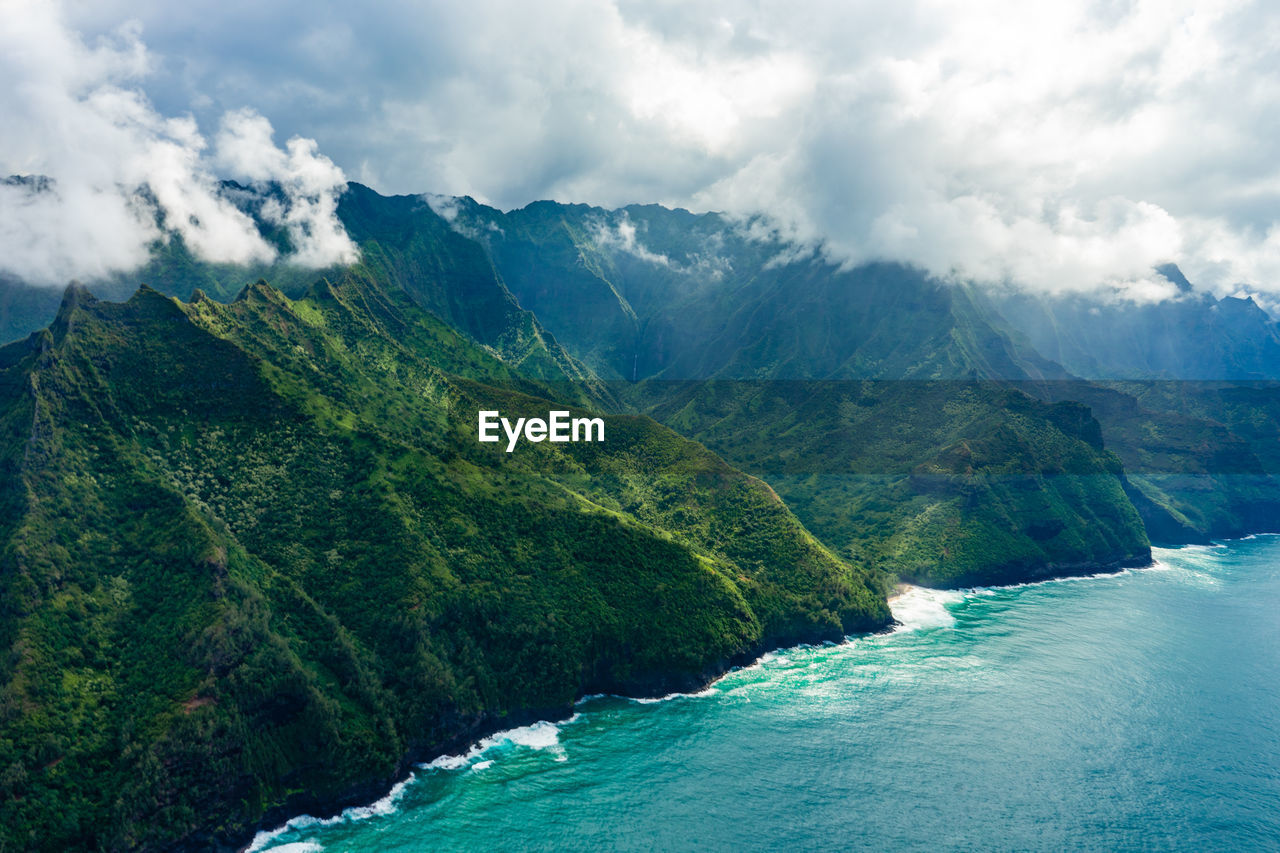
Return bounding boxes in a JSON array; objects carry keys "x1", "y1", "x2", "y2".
[{"x1": 0, "y1": 274, "x2": 887, "y2": 851}]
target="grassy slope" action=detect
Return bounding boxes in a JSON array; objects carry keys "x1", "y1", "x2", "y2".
[{"x1": 0, "y1": 278, "x2": 887, "y2": 851}]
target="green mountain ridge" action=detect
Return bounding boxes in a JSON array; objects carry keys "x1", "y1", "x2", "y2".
[
  {"x1": 6, "y1": 183, "x2": 1276, "y2": 568},
  {"x1": 431, "y1": 194, "x2": 1280, "y2": 561},
  {"x1": 0, "y1": 273, "x2": 886, "y2": 850}
]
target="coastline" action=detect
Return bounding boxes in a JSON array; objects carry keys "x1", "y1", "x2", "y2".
[
  {"x1": 229, "y1": 618, "x2": 886, "y2": 852},
  {"x1": 232, "y1": 541, "x2": 1226, "y2": 853},
  {"x1": 241, "y1": 531, "x2": 1280, "y2": 852}
]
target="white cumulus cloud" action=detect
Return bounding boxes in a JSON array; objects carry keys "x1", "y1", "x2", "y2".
[
  {"x1": 216, "y1": 109, "x2": 358, "y2": 268},
  {"x1": 0, "y1": 0, "x2": 357, "y2": 286}
]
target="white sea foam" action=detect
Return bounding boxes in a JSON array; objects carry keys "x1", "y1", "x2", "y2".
[
  {"x1": 629, "y1": 685, "x2": 719, "y2": 704},
  {"x1": 578, "y1": 685, "x2": 720, "y2": 705},
  {"x1": 482, "y1": 719, "x2": 570, "y2": 751},
  {"x1": 964, "y1": 561, "x2": 1162, "y2": 598},
  {"x1": 888, "y1": 586, "x2": 964, "y2": 632},
  {"x1": 420, "y1": 715, "x2": 578, "y2": 773},
  {"x1": 246, "y1": 774, "x2": 414, "y2": 851},
  {"x1": 252, "y1": 717, "x2": 583, "y2": 849},
  {"x1": 423, "y1": 752, "x2": 474, "y2": 771}
]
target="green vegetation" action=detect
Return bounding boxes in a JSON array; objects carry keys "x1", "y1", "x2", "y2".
[
  {"x1": 1030, "y1": 380, "x2": 1280, "y2": 543},
  {"x1": 632, "y1": 380, "x2": 1150, "y2": 587},
  {"x1": 4, "y1": 184, "x2": 1280, "y2": 850},
  {"x1": 0, "y1": 273, "x2": 888, "y2": 851}
]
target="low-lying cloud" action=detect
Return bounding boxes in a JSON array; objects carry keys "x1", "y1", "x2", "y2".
[
  {"x1": 0, "y1": 1, "x2": 356, "y2": 286},
  {"x1": 216, "y1": 109, "x2": 358, "y2": 268},
  {"x1": 589, "y1": 215, "x2": 671, "y2": 267}
]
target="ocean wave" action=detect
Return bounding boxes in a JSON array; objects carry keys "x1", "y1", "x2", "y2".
[
  {"x1": 964, "y1": 562, "x2": 1160, "y2": 597},
  {"x1": 629, "y1": 685, "x2": 718, "y2": 704},
  {"x1": 246, "y1": 774, "x2": 414, "y2": 851},
  {"x1": 487, "y1": 719, "x2": 571, "y2": 750},
  {"x1": 1152, "y1": 540, "x2": 1230, "y2": 555},
  {"x1": 251, "y1": 717, "x2": 581, "y2": 850},
  {"x1": 577, "y1": 686, "x2": 719, "y2": 706},
  {"x1": 888, "y1": 586, "x2": 964, "y2": 631},
  {"x1": 420, "y1": 716, "x2": 578, "y2": 772}
]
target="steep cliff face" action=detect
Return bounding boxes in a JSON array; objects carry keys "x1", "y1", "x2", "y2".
[{"x1": 0, "y1": 278, "x2": 888, "y2": 851}]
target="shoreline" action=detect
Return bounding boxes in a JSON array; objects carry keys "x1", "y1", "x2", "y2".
[
  {"x1": 235, "y1": 539, "x2": 1244, "y2": 852},
  {"x1": 231, "y1": 618, "x2": 886, "y2": 852}
]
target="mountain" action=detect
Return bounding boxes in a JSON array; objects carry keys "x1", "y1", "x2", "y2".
[
  {"x1": 1027, "y1": 379, "x2": 1280, "y2": 544},
  {"x1": 985, "y1": 265, "x2": 1280, "y2": 380},
  {"x1": 435, "y1": 198, "x2": 1068, "y2": 382},
  {"x1": 637, "y1": 378, "x2": 1151, "y2": 587},
  {"x1": 9, "y1": 184, "x2": 1279, "y2": 581},
  {"x1": 408, "y1": 197, "x2": 1152, "y2": 584},
  {"x1": 0, "y1": 183, "x2": 596, "y2": 401},
  {"x1": 431, "y1": 198, "x2": 1280, "y2": 564},
  {"x1": 969, "y1": 264, "x2": 1280, "y2": 542},
  {"x1": 6, "y1": 180, "x2": 1280, "y2": 849},
  {"x1": 0, "y1": 273, "x2": 887, "y2": 851},
  {"x1": 0, "y1": 184, "x2": 1192, "y2": 587}
]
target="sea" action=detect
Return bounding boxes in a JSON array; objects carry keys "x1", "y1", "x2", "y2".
[{"x1": 250, "y1": 536, "x2": 1280, "y2": 852}]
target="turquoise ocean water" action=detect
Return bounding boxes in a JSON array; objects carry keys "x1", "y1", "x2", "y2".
[{"x1": 252, "y1": 537, "x2": 1280, "y2": 852}]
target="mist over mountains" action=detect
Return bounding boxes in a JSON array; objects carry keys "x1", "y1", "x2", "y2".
[
  {"x1": 6, "y1": 178, "x2": 1280, "y2": 384},
  {"x1": 10, "y1": 1, "x2": 1280, "y2": 302}
]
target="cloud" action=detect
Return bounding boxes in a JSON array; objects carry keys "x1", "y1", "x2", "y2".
[
  {"x1": 422, "y1": 193, "x2": 504, "y2": 242},
  {"x1": 22, "y1": 0, "x2": 1280, "y2": 299},
  {"x1": 423, "y1": 193, "x2": 461, "y2": 224},
  {"x1": 589, "y1": 214, "x2": 671, "y2": 267},
  {"x1": 216, "y1": 109, "x2": 358, "y2": 267},
  {"x1": 686, "y1": 0, "x2": 1280, "y2": 300},
  {"x1": 0, "y1": 0, "x2": 355, "y2": 286}
]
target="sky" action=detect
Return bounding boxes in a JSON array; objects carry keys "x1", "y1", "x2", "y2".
[{"x1": 3, "y1": 0, "x2": 1280, "y2": 300}]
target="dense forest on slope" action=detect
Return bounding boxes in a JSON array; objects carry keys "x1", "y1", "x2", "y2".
[
  {"x1": 632, "y1": 380, "x2": 1149, "y2": 587},
  {"x1": 0, "y1": 273, "x2": 886, "y2": 850}
]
